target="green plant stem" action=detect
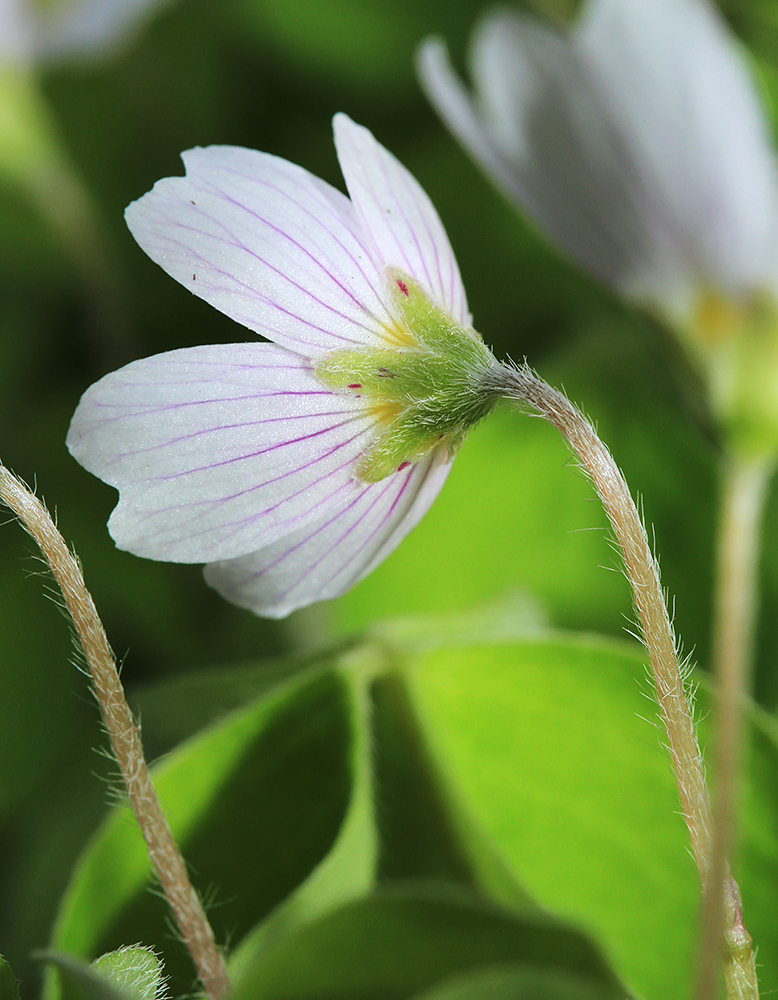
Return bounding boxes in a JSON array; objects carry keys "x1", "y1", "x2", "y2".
[
  {"x1": 496, "y1": 366, "x2": 712, "y2": 866},
  {"x1": 696, "y1": 453, "x2": 772, "y2": 1000},
  {"x1": 27, "y1": 157, "x2": 134, "y2": 368},
  {"x1": 0, "y1": 464, "x2": 230, "y2": 1000},
  {"x1": 495, "y1": 364, "x2": 758, "y2": 1000}
]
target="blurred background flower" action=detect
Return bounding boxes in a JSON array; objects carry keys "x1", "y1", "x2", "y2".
[{"x1": 419, "y1": 0, "x2": 778, "y2": 465}]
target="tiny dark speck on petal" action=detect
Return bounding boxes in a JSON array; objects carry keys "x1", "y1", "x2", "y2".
[
  {"x1": 190, "y1": 199, "x2": 195, "y2": 205},
  {"x1": 192, "y1": 273, "x2": 196, "y2": 281}
]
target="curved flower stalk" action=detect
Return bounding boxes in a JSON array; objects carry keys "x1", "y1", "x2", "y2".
[{"x1": 68, "y1": 115, "x2": 502, "y2": 618}]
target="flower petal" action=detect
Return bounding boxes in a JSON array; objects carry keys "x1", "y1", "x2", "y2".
[
  {"x1": 66, "y1": 343, "x2": 378, "y2": 563},
  {"x1": 578, "y1": 0, "x2": 778, "y2": 296},
  {"x1": 125, "y1": 144, "x2": 398, "y2": 358},
  {"x1": 203, "y1": 446, "x2": 452, "y2": 618},
  {"x1": 333, "y1": 112, "x2": 471, "y2": 327},
  {"x1": 0, "y1": 0, "x2": 34, "y2": 64},
  {"x1": 420, "y1": 18, "x2": 690, "y2": 308},
  {"x1": 33, "y1": 0, "x2": 176, "y2": 65}
]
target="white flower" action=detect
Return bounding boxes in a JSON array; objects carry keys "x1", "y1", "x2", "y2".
[
  {"x1": 1, "y1": 0, "x2": 178, "y2": 67},
  {"x1": 67, "y1": 115, "x2": 499, "y2": 618},
  {"x1": 419, "y1": 0, "x2": 778, "y2": 328}
]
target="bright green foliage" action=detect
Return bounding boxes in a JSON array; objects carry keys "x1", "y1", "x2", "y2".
[
  {"x1": 316, "y1": 270, "x2": 499, "y2": 480},
  {"x1": 45, "y1": 619, "x2": 778, "y2": 1000},
  {"x1": 411, "y1": 965, "x2": 624, "y2": 1000}
]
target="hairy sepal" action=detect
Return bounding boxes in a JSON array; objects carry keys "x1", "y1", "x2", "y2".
[{"x1": 316, "y1": 270, "x2": 499, "y2": 481}]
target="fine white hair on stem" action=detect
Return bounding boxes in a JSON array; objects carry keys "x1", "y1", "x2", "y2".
[
  {"x1": 0, "y1": 462, "x2": 231, "y2": 1000},
  {"x1": 491, "y1": 360, "x2": 758, "y2": 997}
]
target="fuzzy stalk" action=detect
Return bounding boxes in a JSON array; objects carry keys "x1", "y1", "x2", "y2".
[
  {"x1": 0, "y1": 464, "x2": 230, "y2": 1000},
  {"x1": 493, "y1": 364, "x2": 758, "y2": 999}
]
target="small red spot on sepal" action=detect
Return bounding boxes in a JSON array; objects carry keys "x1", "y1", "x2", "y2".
[
  {"x1": 397, "y1": 279, "x2": 409, "y2": 297},
  {"x1": 397, "y1": 461, "x2": 411, "y2": 472},
  {"x1": 348, "y1": 383, "x2": 362, "y2": 389}
]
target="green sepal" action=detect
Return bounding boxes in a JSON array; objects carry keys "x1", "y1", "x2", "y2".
[
  {"x1": 315, "y1": 270, "x2": 499, "y2": 481},
  {"x1": 92, "y1": 947, "x2": 165, "y2": 1000}
]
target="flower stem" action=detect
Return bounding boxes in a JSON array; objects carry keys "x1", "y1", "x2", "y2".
[
  {"x1": 496, "y1": 365, "x2": 713, "y2": 868},
  {"x1": 0, "y1": 464, "x2": 230, "y2": 1000},
  {"x1": 494, "y1": 364, "x2": 757, "y2": 999},
  {"x1": 696, "y1": 453, "x2": 772, "y2": 1000}
]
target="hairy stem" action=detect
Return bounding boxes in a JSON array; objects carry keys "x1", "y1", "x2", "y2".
[
  {"x1": 697, "y1": 454, "x2": 771, "y2": 1000},
  {"x1": 495, "y1": 365, "x2": 758, "y2": 999},
  {"x1": 0, "y1": 465, "x2": 230, "y2": 1000}
]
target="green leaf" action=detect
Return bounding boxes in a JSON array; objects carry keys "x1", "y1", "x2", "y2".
[
  {"x1": 48, "y1": 664, "x2": 353, "y2": 997},
  {"x1": 410, "y1": 964, "x2": 623, "y2": 1000},
  {"x1": 229, "y1": 884, "x2": 630, "y2": 1000},
  {"x1": 406, "y1": 635, "x2": 778, "y2": 1000},
  {"x1": 92, "y1": 947, "x2": 164, "y2": 1000},
  {"x1": 0, "y1": 955, "x2": 20, "y2": 1000},
  {"x1": 230, "y1": 640, "x2": 530, "y2": 981},
  {"x1": 229, "y1": 648, "x2": 379, "y2": 979},
  {"x1": 131, "y1": 648, "x2": 346, "y2": 758},
  {"x1": 369, "y1": 670, "x2": 530, "y2": 910}
]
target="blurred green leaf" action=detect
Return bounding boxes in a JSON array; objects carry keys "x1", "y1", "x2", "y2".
[
  {"x1": 408, "y1": 638, "x2": 696, "y2": 1000},
  {"x1": 48, "y1": 664, "x2": 353, "y2": 997},
  {"x1": 92, "y1": 946, "x2": 165, "y2": 1000},
  {"x1": 230, "y1": 629, "x2": 531, "y2": 981},
  {"x1": 40, "y1": 953, "x2": 128, "y2": 1000},
  {"x1": 229, "y1": 884, "x2": 630, "y2": 1000},
  {"x1": 410, "y1": 963, "x2": 623, "y2": 1000},
  {"x1": 0, "y1": 955, "x2": 20, "y2": 1000},
  {"x1": 229, "y1": 647, "x2": 379, "y2": 980}
]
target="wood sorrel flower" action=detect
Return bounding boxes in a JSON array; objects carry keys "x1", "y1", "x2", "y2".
[
  {"x1": 67, "y1": 115, "x2": 500, "y2": 617},
  {"x1": 420, "y1": 0, "x2": 778, "y2": 326}
]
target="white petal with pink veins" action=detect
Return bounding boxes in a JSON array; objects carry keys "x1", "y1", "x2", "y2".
[
  {"x1": 125, "y1": 144, "x2": 399, "y2": 357},
  {"x1": 67, "y1": 343, "x2": 377, "y2": 563},
  {"x1": 333, "y1": 113, "x2": 471, "y2": 328},
  {"x1": 420, "y1": 20, "x2": 689, "y2": 310},
  {"x1": 204, "y1": 446, "x2": 452, "y2": 618}
]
